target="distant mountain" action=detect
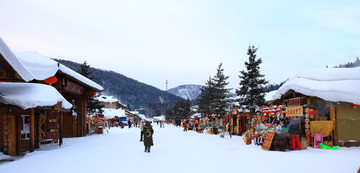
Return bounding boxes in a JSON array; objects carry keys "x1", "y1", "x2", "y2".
[
  {"x1": 53, "y1": 59, "x2": 183, "y2": 116},
  {"x1": 168, "y1": 84, "x2": 204, "y2": 100}
]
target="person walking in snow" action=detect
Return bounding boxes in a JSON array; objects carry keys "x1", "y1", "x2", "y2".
[
  {"x1": 143, "y1": 121, "x2": 154, "y2": 152},
  {"x1": 140, "y1": 121, "x2": 144, "y2": 141}
]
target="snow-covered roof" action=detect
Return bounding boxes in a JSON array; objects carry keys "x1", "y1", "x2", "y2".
[
  {"x1": 265, "y1": 90, "x2": 277, "y2": 102},
  {"x1": 0, "y1": 82, "x2": 72, "y2": 110},
  {"x1": 0, "y1": 37, "x2": 34, "y2": 81},
  {"x1": 96, "y1": 95, "x2": 119, "y2": 103},
  {"x1": 16, "y1": 51, "x2": 103, "y2": 91},
  {"x1": 273, "y1": 67, "x2": 360, "y2": 104},
  {"x1": 102, "y1": 108, "x2": 126, "y2": 119},
  {"x1": 190, "y1": 113, "x2": 201, "y2": 118},
  {"x1": 153, "y1": 115, "x2": 165, "y2": 121}
]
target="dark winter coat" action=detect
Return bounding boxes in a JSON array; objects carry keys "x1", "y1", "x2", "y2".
[
  {"x1": 143, "y1": 125, "x2": 154, "y2": 146},
  {"x1": 288, "y1": 119, "x2": 299, "y2": 135}
]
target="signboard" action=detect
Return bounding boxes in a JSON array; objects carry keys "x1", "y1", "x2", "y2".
[
  {"x1": 46, "y1": 132, "x2": 59, "y2": 139},
  {"x1": 262, "y1": 131, "x2": 275, "y2": 151},
  {"x1": 65, "y1": 80, "x2": 84, "y2": 95},
  {"x1": 45, "y1": 112, "x2": 60, "y2": 140},
  {"x1": 286, "y1": 106, "x2": 303, "y2": 117},
  {"x1": 287, "y1": 98, "x2": 300, "y2": 107}
]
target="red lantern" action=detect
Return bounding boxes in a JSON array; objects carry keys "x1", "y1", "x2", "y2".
[
  {"x1": 96, "y1": 116, "x2": 99, "y2": 118},
  {"x1": 307, "y1": 110, "x2": 317, "y2": 115},
  {"x1": 237, "y1": 115, "x2": 241, "y2": 118},
  {"x1": 352, "y1": 103, "x2": 360, "y2": 107},
  {"x1": 93, "y1": 92, "x2": 97, "y2": 96},
  {"x1": 44, "y1": 76, "x2": 57, "y2": 84},
  {"x1": 246, "y1": 113, "x2": 250, "y2": 117}
]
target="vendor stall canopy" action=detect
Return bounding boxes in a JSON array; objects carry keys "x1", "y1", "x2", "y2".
[{"x1": 273, "y1": 67, "x2": 360, "y2": 105}]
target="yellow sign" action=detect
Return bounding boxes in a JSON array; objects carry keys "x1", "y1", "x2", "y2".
[{"x1": 286, "y1": 106, "x2": 303, "y2": 117}]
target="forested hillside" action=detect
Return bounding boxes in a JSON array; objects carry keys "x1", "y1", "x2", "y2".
[{"x1": 54, "y1": 59, "x2": 182, "y2": 116}]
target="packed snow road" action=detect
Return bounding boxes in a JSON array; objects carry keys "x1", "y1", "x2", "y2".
[{"x1": 1, "y1": 124, "x2": 360, "y2": 173}]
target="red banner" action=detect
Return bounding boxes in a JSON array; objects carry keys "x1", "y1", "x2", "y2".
[{"x1": 286, "y1": 106, "x2": 303, "y2": 117}]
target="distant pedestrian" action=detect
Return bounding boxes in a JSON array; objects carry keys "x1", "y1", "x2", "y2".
[
  {"x1": 159, "y1": 121, "x2": 162, "y2": 128},
  {"x1": 143, "y1": 121, "x2": 154, "y2": 153},
  {"x1": 183, "y1": 121, "x2": 187, "y2": 131}
]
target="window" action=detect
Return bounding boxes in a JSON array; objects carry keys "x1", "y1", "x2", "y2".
[{"x1": 21, "y1": 115, "x2": 30, "y2": 140}]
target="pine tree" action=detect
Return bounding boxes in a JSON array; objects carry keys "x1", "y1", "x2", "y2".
[
  {"x1": 77, "y1": 61, "x2": 102, "y2": 115},
  {"x1": 236, "y1": 46, "x2": 268, "y2": 112},
  {"x1": 167, "y1": 99, "x2": 191, "y2": 120},
  {"x1": 78, "y1": 61, "x2": 94, "y2": 80},
  {"x1": 212, "y1": 63, "x2": 231, "y2": 116},
  {"x1": 197, "y1": 63, "x2": 231, "y2": 117},
  {"x1": 197, "y1": 77, "x2": 215, "y2": 116}
]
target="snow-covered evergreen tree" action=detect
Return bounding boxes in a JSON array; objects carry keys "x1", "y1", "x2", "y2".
[
  {"x1": 78, "y1": 61, "x2": 94, "y2": 80},
  {"x1": 197, "y1": 63, "x2": 231, "y2": 116},
  {"x1": 212, "y1": 63, "x2": 231, "y2": 116},
  {"x1": 236, "y1": 46, "x2": 267, "y2": 112},
  {"x1": 197, "y1": 77, "x2": 215, "y2": 116}
]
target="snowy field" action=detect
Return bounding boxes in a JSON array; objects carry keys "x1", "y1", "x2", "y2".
[{"x1": 1, "y1": 124, "x2": 360, "y2": 173}]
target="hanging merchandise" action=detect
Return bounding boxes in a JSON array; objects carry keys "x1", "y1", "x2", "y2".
[{"x1": 243, "y1": 130, "x2": 253, "y2": 145}]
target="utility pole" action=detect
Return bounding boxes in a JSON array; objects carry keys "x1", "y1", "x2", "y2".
[{"x1": 165, "y1": 80, "x2": 168, "y2": 115}]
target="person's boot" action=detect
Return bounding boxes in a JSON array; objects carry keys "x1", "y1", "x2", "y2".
[
  {"x1": 144, "y1": 146, "x2": 147, "y2": 152},
  {"x1": 148, "y1": 146, "x2": 151, "y2": 153}
]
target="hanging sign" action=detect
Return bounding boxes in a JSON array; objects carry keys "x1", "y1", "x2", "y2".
[
  {"x1": 287, "y1": 98, "x2": 300, "y2": 107},
  {"x1": 65, "y1": 80, "x2": 84, "y2": 95},
  {"x1": 46, "y1": 132, "x2": 59, "y2": 139},
  {"x1": 47, "y1": 112, "x2": 60, "y2": 119},
  {"x1": 285, "y1": 106, "x2": 303, "y2": 117}
]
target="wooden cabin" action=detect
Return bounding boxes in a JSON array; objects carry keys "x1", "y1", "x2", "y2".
[
  {"x1": 272, "y1": 67, "x2": 360, "y2": 147},
  {"x1": 0, "y1": 38, "x2": 72, "y2": 155},
  {"x1": 0, "y1": 37, "x2": 103, "y2": 156},
  {"x1": 16, "y1": 52, "x2": 104, "y2": 137}
]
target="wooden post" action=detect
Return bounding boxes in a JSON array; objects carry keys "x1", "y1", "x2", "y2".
[
  {"x1": 76, "y1": 98, "x2": 85, "y2": 137},
  {"x1": 237, "y1": 117, "x2": 239, "y2": 134},
  {"x1": 30, "y1": 108, "x2": 35, "y2": 152},
  {"x1": 331, "y1": 106, "x2": 338, "y2": 146},
  {"x1": 59, "y1": 111, "x2": 63, "y2": 146},
  {"x1": 230, "y1": 116, "x2": 233, "y2": 138}
]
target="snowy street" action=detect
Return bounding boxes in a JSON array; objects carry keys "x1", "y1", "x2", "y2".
[{"x1": 1, "y1": 124, "x2": 360, "y2": 173}]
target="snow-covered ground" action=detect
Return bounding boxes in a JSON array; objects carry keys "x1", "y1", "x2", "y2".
[{"x1": 1, "y1": 124, "x2": 359, "y2": 173}]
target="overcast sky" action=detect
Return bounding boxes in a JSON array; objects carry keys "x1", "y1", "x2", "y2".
[{"x1": 1, "y1": 0, "x2": 359, "y2": 91}]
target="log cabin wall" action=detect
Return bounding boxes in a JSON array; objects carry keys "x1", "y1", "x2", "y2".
[{"x1": 0, "y1": 106, "x2": 40, "y2": 156}]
